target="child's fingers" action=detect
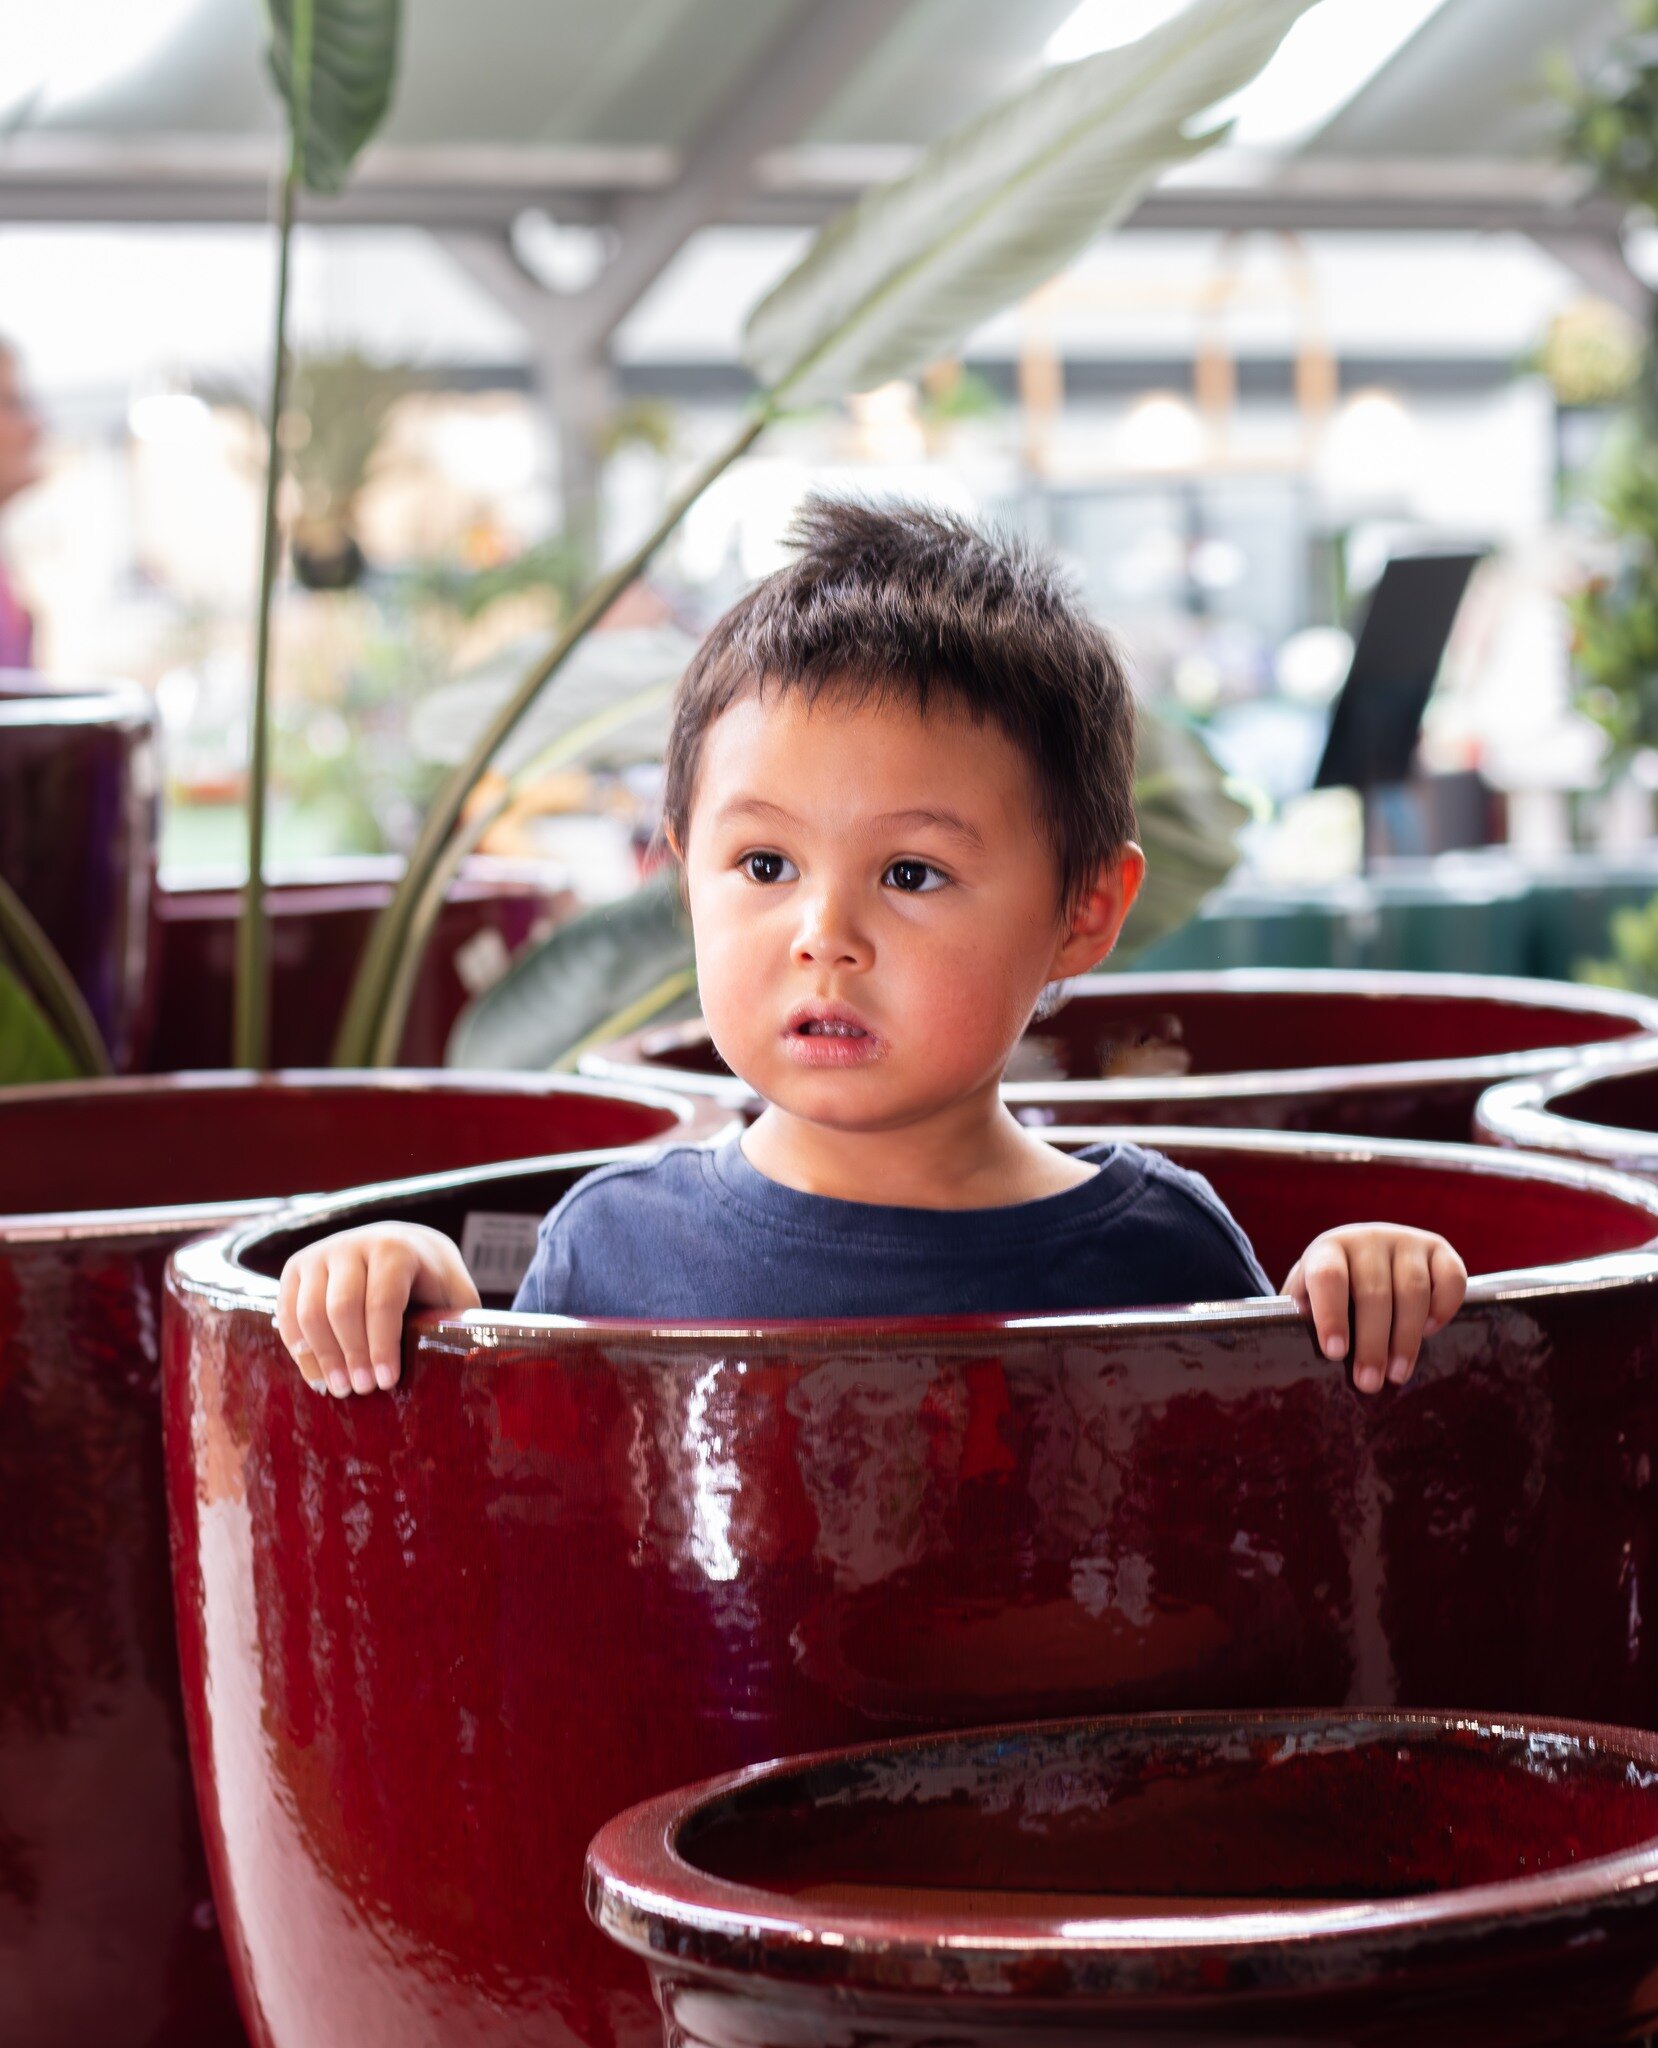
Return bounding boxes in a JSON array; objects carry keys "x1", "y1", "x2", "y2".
[
  {"x1": 1385, "y1": 1243, "x2": 1434, "y2": 1386},
  {"x1": 1349, "y1": 1241, "x2": 1395, "y2": 1396},
  {"x1": 294, "y1": 1257, "x2": 353, "y2": 1399},
  {"x1": 1299, "y1": 1240, "x2": 1352, "y2": 1365},
  {"x1": 324, "y1": 1254, "x2": 378, "y2": 1396},
  {"x1": 364, "y1": 1244, "x2": 417, "y2": 1391},
  {"x1": 1282, "y1": 1258, "x2": 1308, "y2": 1311},
  {"x1": 274, "y1": 1261, "x2": 324, "y2": 1391},
  {"x1": 1426, "y1": 1241, "x2": 1468, "y2": 1334}
]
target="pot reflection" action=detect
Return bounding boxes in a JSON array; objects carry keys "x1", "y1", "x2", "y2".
[
  {"x1": 164, "y1": 1130, "x2": 1658, "y2": 2048},
  {"x1": 0, "y1": 1073, "x2": 718, "y2": 2048}
]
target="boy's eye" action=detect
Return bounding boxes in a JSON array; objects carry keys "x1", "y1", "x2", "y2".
[
  {"x1": 884, "y1": 859, "x2": 947, "y2": 894},
  {"x1": 740, "y1": 850, "x2": 798, "y2": 884}
]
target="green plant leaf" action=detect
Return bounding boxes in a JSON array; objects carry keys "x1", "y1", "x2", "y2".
[
  {"x1": 445, "y1": 868, "x2": 695, "y2": 1072},
  {"x1": 744, "y1": 0, "x2": 1318, "y2": 406},
  {"x1": 0, "y1": 960, "x2": 79, "y2": 1086},
  {"x1": 1111, "y1": 708, "x2": 1250, "y2": 966},
  {"x1": 0, "y1": 869, "x2": 112, "y2": 1079},
  {"x1": 265, "y1": 0, "x2": 403, "y2": 195}
]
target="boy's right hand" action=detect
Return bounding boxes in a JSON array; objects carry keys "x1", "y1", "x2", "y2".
[{"x1": 275, "y1": 1223, "x2": 480, "y2": 1397}]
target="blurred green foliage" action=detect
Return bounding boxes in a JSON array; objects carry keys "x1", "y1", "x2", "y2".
[
  {"x1": 1559, "y1": 3, "x2": 1658, "y2": 762},
  {"x1": 1578, "y1": 889, "x2": 1658, "y2": 994}
]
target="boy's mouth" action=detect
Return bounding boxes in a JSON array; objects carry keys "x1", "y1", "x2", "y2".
[{"x1": 782, "y1": 1001, "x2": 882, "y2": 1063}]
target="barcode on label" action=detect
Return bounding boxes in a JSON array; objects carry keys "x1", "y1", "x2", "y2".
[{"x1": 459, "y1": 1211, "x2": 542, "y2": 1294}]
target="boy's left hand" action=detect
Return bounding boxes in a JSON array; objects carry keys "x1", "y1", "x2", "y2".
[{"x1": 1283, "y1": 1226, "x2": 1467, "y2": 1396}]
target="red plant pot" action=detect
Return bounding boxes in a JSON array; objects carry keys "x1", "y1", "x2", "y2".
[
  {"x1": 0, "y1": 673, "x2": 159, "y2": 1070},
  {"x1": 1478, "y1": 1042, "x2": 1658, "y2": 1182},
  {"x1": 147, "y1": 855, "x2": 575, "y2": 1072},
  {"x1": 588, "y1": 1709, "x2": 1658, "y2": 2048},
  {"x1": 583, "y1": 969, "x2": 1658, "y2": 1141},
  {"x1": 0, "y1": 1073, "x2": 722, "y2": 2048},
  {"x1": 163, "y1": 1131, "x2": 1658, "y2": 2048}
]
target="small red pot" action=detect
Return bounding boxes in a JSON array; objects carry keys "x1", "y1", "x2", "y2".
[
  {"x1": 0, "y1": 1073, "x2": 723, "y2": 2048},
  {"x1": 583, "y1": 969, "x2": 1658, "y2": 1141},
  {"x1": 0, "y1": 673, "x2": 159, "y2": 1069},
  {"x1": 147, "y1": 855, "x2": 575, "y2": 1071},
  {"x1": 1478, "y1": 1042, "x2": 1658, "y2": 1182},
  {"x1": 588, "y1": 1709, "x2": 1658, "y2": 2048},
  {"x1": 163, "y1": 1131, "x2": 1658, "y2": 2048}
]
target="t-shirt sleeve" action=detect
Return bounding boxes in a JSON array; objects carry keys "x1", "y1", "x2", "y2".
[
  {"x1": 1146, "y1": 1153, "x2": 1275, "y2": 1300},
  {"x1": 511, "y1": 1201, "x2": 577, "y2": 1314}
]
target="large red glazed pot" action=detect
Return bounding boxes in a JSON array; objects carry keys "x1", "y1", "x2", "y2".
[
  {"x1": 147, "y1": 856, "x2": 574, "y2": 1071},
  {"x1": 587, "y1": 1709, "x2": 1658, "y2": 2048},
  {"x1": 1477, "y1": 1042, "x2": 1658, "y2": 1183},
  {"x1": 164, "y1": 1131, "x2": 1658, "y2": 2048},
  {"x1": 0, "y1": 673, "x2": 159, "y2": 1070},
  {"x1": 0, "y1": 1073, "x2": 722, "y2": 2048},
  {"x1": 582, "y1": 969, "x2": 1658, "y2": 1141}
]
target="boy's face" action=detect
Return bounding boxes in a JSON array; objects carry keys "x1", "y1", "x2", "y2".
[{"x1": 678, "y1": 682, "x2": 1142, "y2": 1136}]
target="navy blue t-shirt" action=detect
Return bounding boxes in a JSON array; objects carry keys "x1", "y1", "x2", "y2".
[{"x1": 511, "y1": 1135, "x2": 1273, "y2": 1320}]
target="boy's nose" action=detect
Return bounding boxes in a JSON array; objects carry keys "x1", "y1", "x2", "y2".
[{"x1": 790, "y1": 888, "x2": 871, "y2": 971}]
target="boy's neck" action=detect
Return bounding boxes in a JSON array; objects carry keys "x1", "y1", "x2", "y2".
[{"x1": 739, "y1": 1090, "x2": 1096, "y2": 1210}]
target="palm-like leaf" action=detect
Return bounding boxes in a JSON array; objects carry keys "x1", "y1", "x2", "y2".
[
  {"x1": 266, "y1": 0, "x2": 402, "y2": 195},
  {"x1": 745, "y1": 0, "x2": 1318, "y2": 405},
  {"x1": 0, "y1": 966, "x2": 78, "y2": 1086},
  {"x1": 0, "y1": 871, "x2": 111, "y2": 1082},
  {"x1": 1113, "y1": 708, "x2": 1250, "y2": 966},
  {"x1": 445, "y1": 869, "x2": 695, "y2": 1073}
]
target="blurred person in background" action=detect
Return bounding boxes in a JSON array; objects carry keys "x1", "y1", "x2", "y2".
[{"x1": 0, "y1": 338, "x2": 43, "y2": 670}]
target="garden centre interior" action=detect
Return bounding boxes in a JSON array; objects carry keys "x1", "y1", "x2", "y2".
[{"x1": 18, "y1": 6, "x2": 1658, "y2": 2048}]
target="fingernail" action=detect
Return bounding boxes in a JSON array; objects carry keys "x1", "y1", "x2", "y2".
[
  {"x1": 373, "y1": 1361, "x2": 397, "y2": 1391},
  {"x1": 1356, "y1": 1366, "x2": 1383, "y2": 1394},
  {"x1": 349, "y1": 1366, "x2": 374, "y2": 1396},
  {"x1": 328, "y1": 1371, "x2": 350, "y2": 1398},
  {"x1": 1324, "y1": 1335, "x2": 1346, "y2": 1361},
  {"x1": 1388, "y1": 1356, "x2": 1411, "y2": 1384}
]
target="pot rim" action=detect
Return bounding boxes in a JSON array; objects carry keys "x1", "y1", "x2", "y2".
[
  {"x1": 0, "y1": 676, "x2": 153, "y2": 729},
  {"x1": 0, "y1": 1068, "x2": 719, "y2": 1241},
  {"x1": 165, "y1": 1124, "x2": 1658, "y2": 1332},
  {"x1": 1477, "y1": 1039, "x2": 1658, "y2": 1169},
  {"x1": 584, "y1": 1706, "x2": 1658, "y2": 2003},
  {"x1": 579, "y1": 968, "x2": 1658, "y2": 1109}
]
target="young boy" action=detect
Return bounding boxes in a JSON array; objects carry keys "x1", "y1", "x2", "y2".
[{"x1": 277, "y1": 498, "x2": 1465, "y2": 1397}]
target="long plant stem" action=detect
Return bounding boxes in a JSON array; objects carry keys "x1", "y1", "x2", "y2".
[
  {"x1": 234, "y1": 157, "x2": 298, "y2": 1070},
  {"x1": 335, "y1": 403, "x2": 770, "y2": 1068},
  {"x1": 0, "y1": 870, "x2": 111, "y2": 1077},
  {"x1": 365, "y1": 684, "x2": 675, "y2": 1066}
]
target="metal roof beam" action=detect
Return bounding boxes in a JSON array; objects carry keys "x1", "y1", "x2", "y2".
[
  {"x1": 554, "y1": 0, "x2": 917, "y2": 350},
  {"x1": 0, "y1": 138, "x2": 1630, "y2": 243}
]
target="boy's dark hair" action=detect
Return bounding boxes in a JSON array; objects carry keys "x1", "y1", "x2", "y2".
[{"x1": 660, "y1": 496, "x2": 1137, "y2": 922}]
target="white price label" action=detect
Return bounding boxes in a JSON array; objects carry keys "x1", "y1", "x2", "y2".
[{"x1": 459, "y1": 1211, "x2": 543, "y2": 1295}]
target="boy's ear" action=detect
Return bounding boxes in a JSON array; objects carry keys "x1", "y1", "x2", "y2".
[{"x1": 1049, "y1": 845, "x2": 1146, "y2": 979}]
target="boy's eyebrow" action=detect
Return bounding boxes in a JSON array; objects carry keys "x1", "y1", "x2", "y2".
[
  {"x1": 871, "y1": 806, "x2": 987, "y2": 853},
  {"x1": 716, "y1": 796, "x2": 986, "y2": 853}
]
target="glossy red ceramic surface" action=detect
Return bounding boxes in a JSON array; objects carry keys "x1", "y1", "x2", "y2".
[
  {"x1": 588, "y1": 1709, "x2": 1658, "y2": 2046},
  {"x1": 0, "y1": 1074, "x2": 721, "y2": 2048},
  {"x1": 0, "y1": 674, "x2": 159, "y2": 1070},
  {"x1": 1478, "y1": 1041, "x2": 1658, "y2": 1185},
  {"x1": 147, "y1": 856, "x2": 574, "y2": 1071},
  {"x1": 584, "y1": 969, "x2": 1658, "y2": 1141},
  {"x1": 164, "y1": 1131, "x2": 1658, "y2": 2048}
]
